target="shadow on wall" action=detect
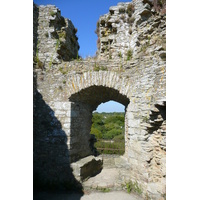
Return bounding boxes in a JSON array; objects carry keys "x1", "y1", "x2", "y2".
[{"x1": 33, "y1": 74, "x2": 83, "y2": 199}]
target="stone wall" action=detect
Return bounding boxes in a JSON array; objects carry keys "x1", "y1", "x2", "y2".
[
  {"x1": 33, "y1": 3, "x2": 39, "y2": 58},
  {"x1": 96, "y1": 0, "x2": 166, "y2": 62},
  {"x1": 33, "y1": 3, "x2": 79, "y2": 67},
  {"x1": 33, "y1": 0, "x2": 166, "y2": 199}
]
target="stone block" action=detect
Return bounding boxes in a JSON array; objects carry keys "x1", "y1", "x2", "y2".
[
  {"x1": 127, "y1": 119, "x2": 140, "y2": 128},
  {"x1": 71, "y1": 156, "x2": 103, "y2": 182}
]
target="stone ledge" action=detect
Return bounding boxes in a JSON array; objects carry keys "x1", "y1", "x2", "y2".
[{"x1": 71, "y1": 155, "x2": 103, "y2": 182}]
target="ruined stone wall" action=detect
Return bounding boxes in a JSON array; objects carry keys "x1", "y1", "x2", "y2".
[
  {"x1": 33, "y1": 3, "x2": 39, "y2": 58},
  {"x1": 33, "y1": 3, "x2": 79, "y2": 67},
  {"x1": 34, "y1": 59, "x2": 166, "y2": 199},
  {"x1": 33, "y1": 0, "x2": 166, "y2": 199},
  {"x1": 96, "y1": 0, "x2": 166, "y2": 63}
]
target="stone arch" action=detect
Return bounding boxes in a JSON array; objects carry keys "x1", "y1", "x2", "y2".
[
  {"x1": 65, "y1": 71, "x2": 131, "y2": 162},
  {"x1": 69, "y1": 85, "x2": 130, "y2": 111},
  {"x1": 65, "y1": 71, "x2": 131, "y2": 101}
]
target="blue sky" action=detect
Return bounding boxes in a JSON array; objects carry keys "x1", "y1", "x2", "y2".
[
  {"x1": 96, "y1": 101, "x2": 125, "y2": 113},
  {"x1": 33, "y1": 0, "x2": 131, "y2": 58},
  {"x1": 34, "y1": 0, "x2": 130, "y2": 112}
]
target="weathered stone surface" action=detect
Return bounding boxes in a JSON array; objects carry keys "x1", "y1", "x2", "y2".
[
  {"x1": 71, "y1": 156, "x2": 103, "y2": 182},
  {"x1": 96, "y1": 0, "x2": 165, "y2": 63},
  {"x1": 33, "y1": 1, "x2": 166, "y2": 199},
  {"x1": 34, "y1": 3, "x2": 79, "y2": 67}
]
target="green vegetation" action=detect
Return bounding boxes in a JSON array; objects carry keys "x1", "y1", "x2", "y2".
[
  {"x1": 118, "y1": 51, "x2": 122, "y2": 58},
  {"x1": 58, "y1": 31, "x2": 66, "y2": 39},
  {"x1": 126, "y1": 3, "x2": 135, "y2": 17},
  {"x1": 96, "y1": 187, "x2": 111, "y2": 192},
  {"x1": 123, "y1": 180, "x2": 142, "y2": 195},
  {"x1": 58, "y1": 85, "x2": 63, "y2": 90},
  {"x1": 93, "y1": 64, "x2": 100, "y2": 71},
  {"x1": 109, "y1": 52, "x2": 112, "y2": 59},
  {"x1": 119, "y1": 7, "x2": 125, "y2": 14},
  {"x1": 142, "y1": 115, "x2": 149, "y2": 123},
  {"x1": 50, "y1": 10, "x2": 56, "y2": 17},
  {"x1": 37, "y1": 59, "x2": 44, "y2": 69},
  {"x1": 127, "y1": 49, "x2": 133, "y2": 61},
  {"x1": 91, "y1": 112, "x2": 125, "y2": 139},
  {"x1": 34, "y1": 40, "x2": 44, "y2": 69},
  {"x1": 93, "y1": 64, "x2": 108, "y2": 71},
  {"x1": 59, "y1": 67, "x2": 68, "y2": 75},
  {"x1": 90, "y1": 112, "x2": 125, "y2": 154},
  {"x1": 45, "y1": 32, "x2": 49, "y2": 38}
]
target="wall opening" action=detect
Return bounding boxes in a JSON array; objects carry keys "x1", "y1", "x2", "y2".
[
  {"x1": 68, "y1": 85, "x2": 130, "y2": 162},
  {"x1": 91, "y1": 101, "x2": 125, "y2": 155}
]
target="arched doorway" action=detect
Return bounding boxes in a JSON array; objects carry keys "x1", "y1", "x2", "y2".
[{"x1": 68, "y1": 85, "x2": 130, "y2": 162}]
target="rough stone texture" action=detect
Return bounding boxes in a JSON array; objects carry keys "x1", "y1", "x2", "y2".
[
  {"x1": 34, "y1": 191, "x2": 143, "y2": 200},
  {"x1": 71, "y1": 156, "x2": 103, "y2": 182},
  {"x1": 33, "y1": 3, "x2": 79, "y2": 67},
  {"x1": 96, "y1": 0, "x2": 166, "y2": 63},
  {"x1": 33, "y1": 3, "x2": 39, "y2": 58},
  {"x1": 33, "y1": 1, "x2": 166, "y2": 199}
]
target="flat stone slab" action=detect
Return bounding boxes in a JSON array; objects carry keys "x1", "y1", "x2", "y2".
[
  {"x1": 83, "y1": 156, "x2": 132, "y2": 190},
  {"x1": 71, "y1": 156, "x2": 103, "y2": 182},
  {"x1": 34, "y1": 191, "x2": 143, "y2": 200},
  {"x1": 83, "y1": 168, "x2": 120, "y2": 189},
  {"x1": 81, "y1": 191, "x2": 143, "y2": 200}
]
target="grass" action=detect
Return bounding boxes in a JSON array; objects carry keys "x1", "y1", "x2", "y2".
[
  {"x1": 95, "y1": 139, "x2": 125, "y2": 155},
  {"x1": 96, "y1": 187, "x2": 111, "y2": 192},
  {"x1": 118, "y1": 51, "x2": 122, "y2": 58},
  {"x1": 59, "y1": 67, "x2": 67, "y2": 75},
  {"x1": 49, "y1": 56, "x2": 53, "y2": 68},
  {"x1": 123, "y1": 180, "x2": 142, "y2": 195},
  {"x1": 127, "y1": 49, "x2": 133, "y2": 61}
]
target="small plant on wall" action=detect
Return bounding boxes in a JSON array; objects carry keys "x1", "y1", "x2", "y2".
[
  {"x1": 127, "y1": 49, "x2": 133, "y2": 61},
  {"x1": 126, "y1": 3, "x2": 135, "y2": 17},
  {"x1": 122, "y1": 180, "x2": 142, "y2": 195},
  {"x1": 50, "y1": 10, "x2": 56, "y2": 17}
]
